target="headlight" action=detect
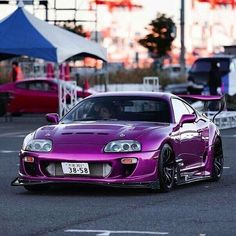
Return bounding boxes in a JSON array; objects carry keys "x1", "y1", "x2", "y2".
[
  {"x1": 22, "y1": 132, "x2": 35, "y2": 150},
  {"x1": 24, "y1": 139, "x2": 52, "y2": 152},
  {"x1": 104, "y1": 140, "x2": 141, "y2": 153}
]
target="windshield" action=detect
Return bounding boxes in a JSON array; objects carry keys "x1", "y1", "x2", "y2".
[
  {"x1": 61, "y1": 96, "x2": 171, "y2": 124},
  {"x1": 190, "y1": 59, "x2": 229, "y2": 73}
]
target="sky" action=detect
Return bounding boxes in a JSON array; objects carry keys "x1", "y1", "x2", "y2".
[
  {"x1": 102, "y1": 0, "x2": 183, "y2": 31},
  {"x1": 0, "y1": 0, "x2": 194, "y2": 50},
  {"x1": 0, "y1": 0, "x2": 235, "y2": 53},
  {"x1": 0, "y1": 0, "x2": 184, "y2": 30}
]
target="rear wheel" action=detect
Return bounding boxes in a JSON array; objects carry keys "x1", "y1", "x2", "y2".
[
  {"x1": 158, "y1": 144, "x2": 175, "y2": 192},
  {"x1": 211, "y1": 138, "x2": 224, "y2": 181}
]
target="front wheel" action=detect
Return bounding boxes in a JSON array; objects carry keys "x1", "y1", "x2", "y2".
[
  {"x1": 211, "y1": 138, "x2": 224, "y2": 181},
  {"x1": 158, "y1": 144, "x2": 175, "y2": 192}
]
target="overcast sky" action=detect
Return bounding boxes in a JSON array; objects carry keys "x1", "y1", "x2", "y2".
[{"x1": 0, "y1": 0, "x2": 185, "y2": 29}]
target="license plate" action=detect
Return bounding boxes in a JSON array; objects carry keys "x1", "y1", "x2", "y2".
[{"x1": 61, "y1": 162, "x2": 90, "y2": 175}]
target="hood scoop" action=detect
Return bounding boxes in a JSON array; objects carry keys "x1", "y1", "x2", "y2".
[{"x1": 61, "y1": 132, "x2": 109, "y2": 136}]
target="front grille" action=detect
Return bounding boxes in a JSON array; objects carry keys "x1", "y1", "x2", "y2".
[{"x1": 41, "y1": 161, "x2": 112, "y2": 178}]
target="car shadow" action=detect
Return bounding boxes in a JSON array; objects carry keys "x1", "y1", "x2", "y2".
[
  {"x1": 13, "y1": 175, "x2": 234, "y2": 197},
  {"x1": 15, "y1": 184, "x2": 152, "y2": 197}
]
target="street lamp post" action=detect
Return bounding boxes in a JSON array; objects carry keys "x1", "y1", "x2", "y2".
[{"x1": 180, "y1": 0, "x2": 186, "y2": 77}]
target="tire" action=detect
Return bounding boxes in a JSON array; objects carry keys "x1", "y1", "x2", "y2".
[
  {"x1": 11, "y1": 112, "x2": 22, "y2": 117},
  {"x1": 158, "y1": 144, "x2": 175, "y2": 192},
  {"x1": 211, "y1": 138, "x2": 224, "y2": 181},
  {"x1": 24, "y1": 185, "x2": 49, "y2": 192},
  {"x1": 0, "y1": 102, "x2": 6, "y2": 116}
]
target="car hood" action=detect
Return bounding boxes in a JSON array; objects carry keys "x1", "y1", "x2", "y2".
[{"x1": 34, "y1": 121, "x2": 169, "y2": 145}]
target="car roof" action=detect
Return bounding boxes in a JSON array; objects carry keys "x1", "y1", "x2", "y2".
[
  {"x1": 16, "y1": 78, "x2": 56, "y2": 83},
  {"x1": 87, "y1": 91, "x2": 178, "y2": 101},
  {"x1": 194, "y1": 55, "x2": 235, "y2": 61}
]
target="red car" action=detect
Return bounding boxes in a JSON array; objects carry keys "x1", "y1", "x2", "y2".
[{"x1": 0, "y1": 79, "x2": 91, "y2": 115}]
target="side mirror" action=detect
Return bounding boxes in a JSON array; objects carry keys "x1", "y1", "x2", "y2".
[
  {"x1": 179, "y1": 114, "x2": 197, "y2": 126},
  {"x1": 46, "y1": 113, "x2": 59, "y2": 124},
  {"x1": 173, "y1": 114, "x2": 196, "y2": 132}
]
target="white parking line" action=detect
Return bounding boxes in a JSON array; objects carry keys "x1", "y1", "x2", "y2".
[
  {"x1": 15, "y1": 135, "x2": 26, "y2": 138},
  {"x1": 0, "y1": 131, "x2": 28, "y2": 138},
  {"x1": 0, "y1": 150, "x2": 18, "y2": 154},
  {"x1": 65, "y1": 230, "x2": 169, "y2": 235},
  {"x1": 222, "y1": 135, "x2": 236, "y2": 138},
  {"x1": 0, "y1": 126, "x2": 9, "y2": 129},
  {"x1": 223, "y1": 167, "x2": 230, "y2": 169}
]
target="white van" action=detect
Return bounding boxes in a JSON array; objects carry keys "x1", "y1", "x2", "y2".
[{"x1": 188, "y1": 55, "x2": 236, "y2": 95}]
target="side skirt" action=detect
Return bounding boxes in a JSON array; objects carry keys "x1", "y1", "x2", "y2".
[
  {"x1": 175, "y1": 175, "x2": 212, "y2": 186},
  {"x1": 175, "y1": 159, "x2": 212, "y2": 185}
]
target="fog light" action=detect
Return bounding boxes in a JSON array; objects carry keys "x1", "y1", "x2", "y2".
[
  {"x1": 23, "y1": 156, "x2": 35, "y2": 163},
  {"x1": 121, "y1": 158, "x2": 137, "y2": 165},
  {"x1": 45, "y1": 163, "x2": 56, "y2": 176},
  {"x1": 102, "y1": 164, "x2": 112, "y2": 177}
]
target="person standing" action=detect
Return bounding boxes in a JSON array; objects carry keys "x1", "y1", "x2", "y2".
[
  {"x1": 208, "y1": 62, "x2": 221, "y2": 95},
  {"x1": 11, "y1": 61, "x2": 23, "y2": 82}
]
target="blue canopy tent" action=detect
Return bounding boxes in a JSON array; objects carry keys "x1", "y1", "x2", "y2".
[
  {"x1": 0, "y1": 1, "x2": 107, "y2": 63},
  {"x1": 0, "y1": 1, "x2": 108, "y2": 116}
]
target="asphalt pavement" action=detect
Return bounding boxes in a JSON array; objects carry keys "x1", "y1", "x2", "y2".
[{"x1": 0, "y1": 115, "x2": 235, "y2": 236}]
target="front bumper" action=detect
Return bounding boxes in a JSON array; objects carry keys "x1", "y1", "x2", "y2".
[{"x1": 13, "y1": 149, "x2": 160, "y2": 190}]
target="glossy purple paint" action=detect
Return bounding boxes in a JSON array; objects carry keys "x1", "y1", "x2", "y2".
[
  {"x1": 13, "y1": 92, "x2": 222, "y2": 190},
  {"x1": 178, "y1": 94, "x2": 223, "y2": 101}
]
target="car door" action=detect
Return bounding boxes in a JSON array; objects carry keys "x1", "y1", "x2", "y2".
[
  {"x1": 13, "y1": 80, "x2": 58, "y2": 113},
  {"x1": 172, "y1": 98, "x2": 206, "y2": 170},
  {"x1": 26, "y1": 80, "x2": 58, "y2": 113},
  {"x1": 40, "y1": 81, "x2": 58, "y2": 112},
  {"x1": 9, "y1": 81, "x2": 31, "y2": 113},
  {"x1": 21, "y1": 81, "x2": 47, "y2": 112}
]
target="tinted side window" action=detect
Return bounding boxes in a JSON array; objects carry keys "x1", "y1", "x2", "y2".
[
  {"x1": 27, "y1": 81, "x2": 56, "y2": 92},
  {"x1": 15, "y1": 82, "x2": 28, "y2": 89},
  {"x1": 47, "y1": 82, "x2": 58, "y2": 92},
  {"x1": 28, "y1": 82, "x2": 44, "y2": 91},
  {"x1": 172, "y1": 99, "x2": 191, "y2": 123},
  {"x1": 190, "y1": 59, "x2": 229, "y2": 73},
  {"x1": 41, "y1": 82, "x2": 57, "y2": 92}
]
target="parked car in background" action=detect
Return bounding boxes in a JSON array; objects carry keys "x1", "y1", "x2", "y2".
[
  {"x1": 188, "y1": 55, "x2": 236, "y2": 95},
  {"x1": 163, "y1": 64, "x2": 189, "y2": 80},
  {"x1": 0, "y1": 79, "x2": 92, "y2": 115}
]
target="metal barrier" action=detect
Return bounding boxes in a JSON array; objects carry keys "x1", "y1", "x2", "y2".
[
  {"x1": 143, "y1": 77, "x2": 159, "y2": 92},
  {"x1": 58, "y1": 80, "x2": 82, "y2": 118},
  {"x1": 206, "y1": 111, "x2": 236, "y2": 129}
]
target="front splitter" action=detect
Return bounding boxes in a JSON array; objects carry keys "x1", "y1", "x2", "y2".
[{"x1": 11, "y1": 177, "x2": 160, "y2": 190}]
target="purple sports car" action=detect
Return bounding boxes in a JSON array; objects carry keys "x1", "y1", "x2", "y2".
[{"x1": 12, "y1": 92, "x2": 224, "y2": 192}]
